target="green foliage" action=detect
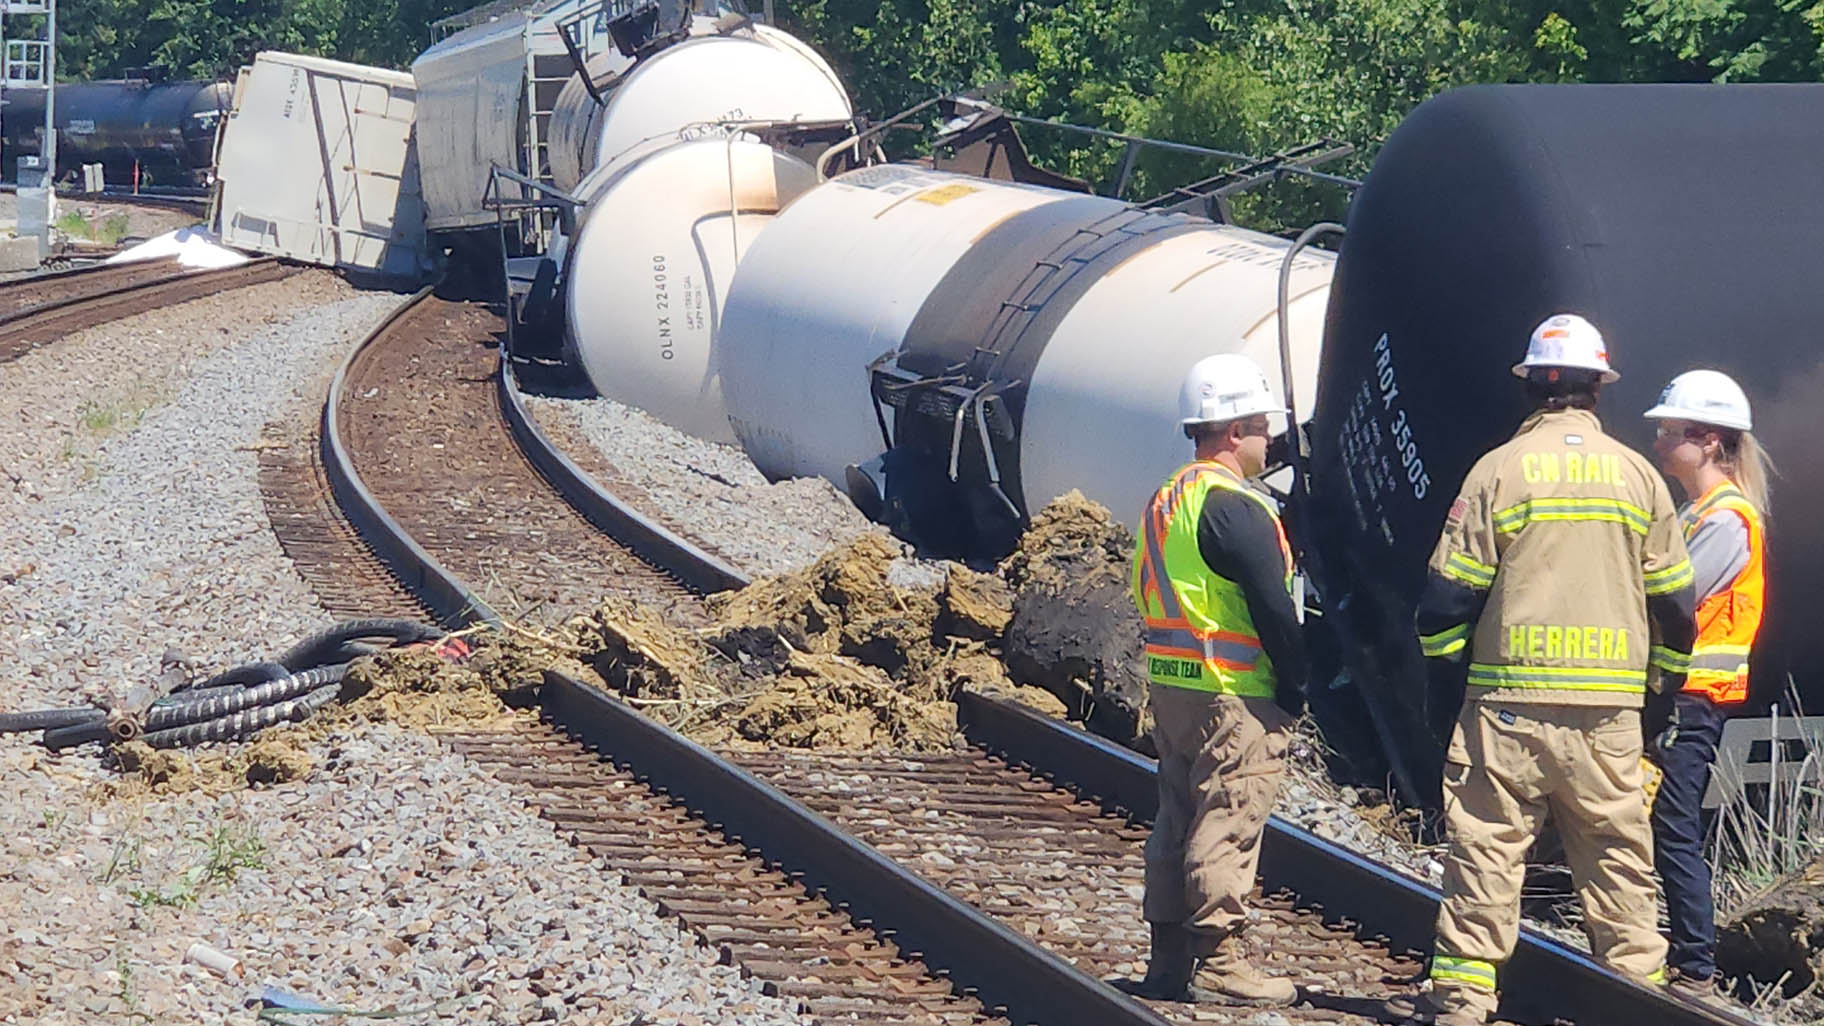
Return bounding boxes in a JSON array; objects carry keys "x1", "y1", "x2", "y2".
[
  {"x1": 53, "y1": 0, "x2": 1824, "y2": 226},
  {"x1": 55, "y1": 210, "x2": 132, "y2": 245},
  {"x1": 778, "y1": 0, "x2": 1821, "y2": 228},
  {"x1": 781, "y1": 0, "x2": 1017, "y2": 117},
  {"x1": 57, "y1": 0, "x2": 472, "y2": 80},
  {"x1": 126, "y1": 823, "x2": 266, "y2": 909}
]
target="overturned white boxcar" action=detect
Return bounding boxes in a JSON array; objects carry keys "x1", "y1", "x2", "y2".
[{"x1": 212, "y1": 52, "x2": 432, "y2": 281}]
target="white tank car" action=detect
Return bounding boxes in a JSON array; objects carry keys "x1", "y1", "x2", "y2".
[
  {"x1": 545, "y1": 11, "x2": 744, "y2": 192},
  {"x1": 719, "y1": 166, "x2": 1083, "y2": 484},
  {"x1": 566, "y1": 139, "x2": 818, "y2": 443},
  {"x1": 566, "y1": 30, "x2": 851, "y2": 202},
  {"x1": 716, "y1": 165, "x2": 1335, "y2": 548},
  {"x1": 1018, "y1": 228, "x2": 1333, "y2": 530}
]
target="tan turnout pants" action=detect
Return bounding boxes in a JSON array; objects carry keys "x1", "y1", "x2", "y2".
[
  {"x1": 1144, "y1": 685, "x2": 1292, "y2": 952},
  {"x1": 1433, "y1": 703, "x2": 1667, "y2": 1017}
]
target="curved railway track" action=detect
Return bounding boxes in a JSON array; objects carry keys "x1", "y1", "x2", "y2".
[
  {"x1": 305, "y1": 288, "x2": 1750, "y2": 1026},
  {"x1": 0, "y1": 256, "x2": 295, "y2": 363}
]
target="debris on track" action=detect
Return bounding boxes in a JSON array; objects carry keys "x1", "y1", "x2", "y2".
[
  {"x1": 999, "y1": 491, "x2": 1152, "y2": 752},
  {"x1": 1719, "y1": 855, "x2": 1824, "y2": 1013},
  {"x1": 289, "y1": 525, "x2": 1079, "y2": 756}
]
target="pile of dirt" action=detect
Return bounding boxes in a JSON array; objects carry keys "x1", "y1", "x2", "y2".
[
  {"x1": 103, "y1": 500, "x2": 1146, "y2": 776},
  {"x1": 101, "y1": 634, "x2": 554, "y2": 794},
  {"x1": 1719, "y1": 856, "x2": 1824, "y2": 1012},
  {"x1": 109, "y1": 728, "x2": 318, "y2": 795},
  {"x1": 998, "y1": 491, "x2": 1152, "y2": 752},
  {"x1": 568, "y1": 532, "x2": 1017, "y2": 751},
  {"x1": 336, "y1": 641, "x2": 551, "y2": 730}
]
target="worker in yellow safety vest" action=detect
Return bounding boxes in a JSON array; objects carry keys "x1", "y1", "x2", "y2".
[
  {"x1": 1386, "y1": 314, "x2": 1697, "y2": 1026},
  {"x1": 1124, "y1": 353, "x2": 1309, "y2": 1007},
  {"x1": 1643, "y1": 369, "x2": 1772, "y2": 999}
]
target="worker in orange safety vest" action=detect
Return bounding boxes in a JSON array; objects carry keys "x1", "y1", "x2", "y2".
[{"x1": 1643, "y1": 369, "x2": 1772, "y2": 999}]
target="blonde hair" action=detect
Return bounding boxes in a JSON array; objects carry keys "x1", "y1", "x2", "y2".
[{"x1": 1721, "y1": 430, "x2": 1774, "y2": 516}]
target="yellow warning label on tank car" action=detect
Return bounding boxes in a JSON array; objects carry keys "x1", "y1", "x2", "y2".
[{"x1": 914, "y1": 183, "x2": 981, "y2": 206}]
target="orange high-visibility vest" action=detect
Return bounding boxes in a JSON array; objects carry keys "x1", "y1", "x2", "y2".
[{"x1": 1684, "y1": 481, "x2": 1765, "y2": 705}]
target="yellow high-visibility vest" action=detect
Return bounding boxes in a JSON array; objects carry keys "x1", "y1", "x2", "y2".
[{"x1": 1130, "y1": 462, "x2": 1291, "y2": 696}]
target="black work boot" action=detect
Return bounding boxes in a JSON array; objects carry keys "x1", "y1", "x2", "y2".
[{"x1": 1115, "y1": 923, "x2": 1201, "y2": 1001}]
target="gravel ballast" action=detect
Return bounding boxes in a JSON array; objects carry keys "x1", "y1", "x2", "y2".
[
  {"x1": 0, "y1": 280, "x2": 396, "y2": 710},
  {"x1": 0, "y1": 724, "x2": 805, "y2": 1025},
  {"x1": 524, "y1": 394, "x2": 873, "y2": 578},
  {"x1": 0, "y1": 285, "x2": 809, "y2": 1025}
]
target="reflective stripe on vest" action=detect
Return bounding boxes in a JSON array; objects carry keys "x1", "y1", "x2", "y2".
[
  {"x1": 1132, "y1": 462, "x2": 1291, "y2": 696},
  {"x1": 1683, "y1": 482, "x2": 1764, "y2": 705},
  {"x1": 1467, "y1": 662, "x2": 1648, "y2": 694},
  {"x1": 1430, "y1": 954, "x2": 1497, "y2": 992}
]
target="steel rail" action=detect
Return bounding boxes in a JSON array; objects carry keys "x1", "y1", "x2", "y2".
[
  {"x1": 0, "y1": 256, "x2": 294, "y2": 361},
  {"x1": 496, "y1": 350, "x2": 747, "y2": 594},
  {"x1": 2, "y1": 255, "x2": 180, "y2": 289},
  {"x1": 320, "y1": 296, "x2": 1169, "y2": 1026},
  {"x1": 318, "y1": 288, "x2": 504, "y2": 629}
]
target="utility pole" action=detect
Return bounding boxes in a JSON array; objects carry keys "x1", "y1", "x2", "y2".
[
  {"x1": 2, "y1": 0, "x2": 56, "y2": 255},
  {"x1": 42, "y1": 0, "x2": 54, "y2": 192}
]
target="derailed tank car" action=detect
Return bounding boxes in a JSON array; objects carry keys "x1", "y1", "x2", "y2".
[
  {"x1": 719, "y1": 165, "x2": 1334, "y2": 556},
  {"x1": 1306, "y1": 84, "x2": 1824, "y2": 798}
]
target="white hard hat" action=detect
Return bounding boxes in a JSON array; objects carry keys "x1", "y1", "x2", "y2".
[
  {"x1": 1644, "y1": 369, "x2": 1753, "y2": 431},
  {"x1": 1178, "y1": 353, "x2": 1285, "y2": 427},
  {"x1": 1512, "y1": 313, "x2": 1619, "y2": 383}
]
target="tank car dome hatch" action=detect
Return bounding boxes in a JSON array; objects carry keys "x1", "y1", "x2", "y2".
[
  {"x1": 1021, "y1": 227, "x2": 1333, "y2": 535},
  {"x1": 580, "y1": 32, "x2": 853, "y2": 187},
  {"x1": 1307, "y1": 84, "x2": 1824, "y2": 797},
  {"x1": 566, "y1": 139, "x2": 818, "y2": 444},
  {"x1": 718, "y1": 167, "x2": 1083, "y2": 489},
  {"x1": 546, "y1": 12, "x2": 735, "y2": 192}
]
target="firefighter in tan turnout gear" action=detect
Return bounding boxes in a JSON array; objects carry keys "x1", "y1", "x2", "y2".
[
  {"x1": 1125, "y1": 353, "x2": 1308, "y2": 1007},
  {"x1": 1387, "y1": 314, "x2": 1698, "y2": 1025}
]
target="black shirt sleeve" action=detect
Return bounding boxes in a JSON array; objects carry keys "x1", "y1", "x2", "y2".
[
  {"x1": 1414, "y1": 573, "x2": 1488, "y2": 641},
  {"x1": 1195, "y1": 488, "x2": 1309, "y2": 711}
]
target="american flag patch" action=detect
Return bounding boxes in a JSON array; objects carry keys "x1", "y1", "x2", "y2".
[{"x1": 1446, "y1": 498, "x2": 1469, "y2": 524}]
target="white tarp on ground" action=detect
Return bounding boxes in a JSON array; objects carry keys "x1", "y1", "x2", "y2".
[{"x1": 106, "y1": 227, "x2": 251, "y2": 269}]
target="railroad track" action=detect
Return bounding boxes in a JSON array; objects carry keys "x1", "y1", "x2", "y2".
[
  {"x1": 302, "y1": 288, "x2": 1748, "y2": 1026},
  {"x1": 0, "y1": 256, "x2": 295, "y2": 363}
]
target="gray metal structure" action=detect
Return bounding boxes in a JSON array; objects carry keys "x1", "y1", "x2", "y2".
[
  {"x1": 410, "y1": 0, "x2": 620, "y2": 242},
  {"x1": 1704, "y1": 714, "x2": 1824, "y2": 809},
  {"x1": 3, "y1": 0, "x2": 55, "y2": 250}
]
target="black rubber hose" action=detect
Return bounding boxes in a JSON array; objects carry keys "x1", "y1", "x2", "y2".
[
  {"x1": 13, "y1": 662, "x2": 289, "y2": 735},
  {"x1": 170, "y1": 660, "x2": 290, "y2": 695},
  {"x1": 0, "y1": 707, "x2": 106, "y2": 733},
  {"x1": 42, "y1": 666, "x2": 348, "y2": 749},
  {"x1": 142, "y1": 683, "x2": 342, "y2": 749},
  {"x1": 277, "y1": 619, "x2": 442, "y2": 671},
  {"x1": 142, "y1": 664, "x2": 347, "y2": 731},
  {"x1": 157, "y1": 682, "x2": 254, "y2": 705}
]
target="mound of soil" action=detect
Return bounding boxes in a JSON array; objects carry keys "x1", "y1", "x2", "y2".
[
  {"x1": 998, "y1": 491, "x2": 1152, "y2": 753},
  {"x1": 1719, "y1": 856, "x2": 1824, "y2": 1012},
  {"x1": 572, "y1": 532, "x2": 989, "y2": 751}
]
